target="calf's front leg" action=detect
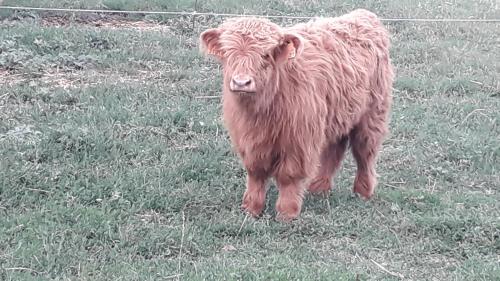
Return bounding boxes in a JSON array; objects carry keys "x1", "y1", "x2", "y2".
[
  {"x1": 275, "y1": 175, "x2": 305, "y2": 222},
  {"x1": 241, "y1": 171, "x2": 269, "y2": 217}
]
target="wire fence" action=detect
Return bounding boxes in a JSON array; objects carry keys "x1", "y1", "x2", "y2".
[{"x1": 1, "y1": 5, "x2": 500, "y2": 23}]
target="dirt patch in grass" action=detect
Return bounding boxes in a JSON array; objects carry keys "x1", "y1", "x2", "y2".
[
  {"x1": 0, "y1": 68, "x2": 168, "y2": 90},
  {"x1": 40, "y1": 14, "x2": 173, "y2": 32},
  {"x1": 0, "y1": 69, "x2": 25, "y2": 86}
]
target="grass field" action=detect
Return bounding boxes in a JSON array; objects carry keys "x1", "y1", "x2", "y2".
[{"x1": 0, "y1": 0, "x2": 499, "y2": 280}]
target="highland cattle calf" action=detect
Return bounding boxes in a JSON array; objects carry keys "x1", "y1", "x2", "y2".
[{"x1": 200, "y1": 9, "x2": 394, "y2": 221}]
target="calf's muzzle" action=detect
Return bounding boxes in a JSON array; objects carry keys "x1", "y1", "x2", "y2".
[{"x1": 230, "y1": 74, "x2": 256, "y2": 93}]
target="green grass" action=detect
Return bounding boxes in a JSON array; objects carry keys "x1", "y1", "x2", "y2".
[{"x1": 1, "y1": 0, "x2": 499, "y2": 280}]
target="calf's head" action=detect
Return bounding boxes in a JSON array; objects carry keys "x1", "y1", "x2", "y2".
[{"x1": 200, "y1": 17, "x2": 303, "y2": 96}]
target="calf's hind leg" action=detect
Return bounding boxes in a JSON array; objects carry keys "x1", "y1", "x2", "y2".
[
  {"x1": 349, "y1": 111, "x2": 388, "y2": 199},
  {"x1": 308, "y1": 137, "x2": 348, "y2": 195}
]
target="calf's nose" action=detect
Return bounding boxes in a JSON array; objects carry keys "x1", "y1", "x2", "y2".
[
  {"x1": 230, "y1": 74, "x2": 256, "y2": 93},
  {"x1": 232, "y1": 75, "x2": 252, "y2": 87}
]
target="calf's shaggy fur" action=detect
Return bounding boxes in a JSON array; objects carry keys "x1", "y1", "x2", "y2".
[{"x1": 200, "y1": 9, "x2": 394, "y2": 221}]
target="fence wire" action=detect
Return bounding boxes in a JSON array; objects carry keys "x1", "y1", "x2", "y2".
[{"x1": 1, "y1": 6, "x2": 500, "y2": 23}]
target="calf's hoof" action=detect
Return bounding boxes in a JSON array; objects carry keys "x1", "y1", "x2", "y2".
[
  {"x1": 353, "y1": 183, "x2": 375, "y2": 200},
  {"x1": 241, "y1": 192, "x2": 265, "y2": 217},
  {"x1": 307, "y1": 177, "x2": 332, "y2": 197},
  {"x1": 353, "y1": 173, "x2": 376, "y2": 200},
  {"x1": 275, "y1": 198, "x2": 301, "y2": 222}
]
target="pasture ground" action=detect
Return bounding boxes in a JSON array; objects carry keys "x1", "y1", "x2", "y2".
[{"x1": 0, "y1": 0, "x2": 499, "y2": 280}]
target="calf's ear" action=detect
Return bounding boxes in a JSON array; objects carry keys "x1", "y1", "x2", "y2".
[
  {"x1": 200, "y1": 28, "x2": 224, "y2": 60},
  {"x1": 273, "y1": 32, "x2": 304, "y2": 64}
]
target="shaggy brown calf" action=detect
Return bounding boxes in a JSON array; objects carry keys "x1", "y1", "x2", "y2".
[{"x1": 200, "y1": 9, "x2": 394, "y2": 221}]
